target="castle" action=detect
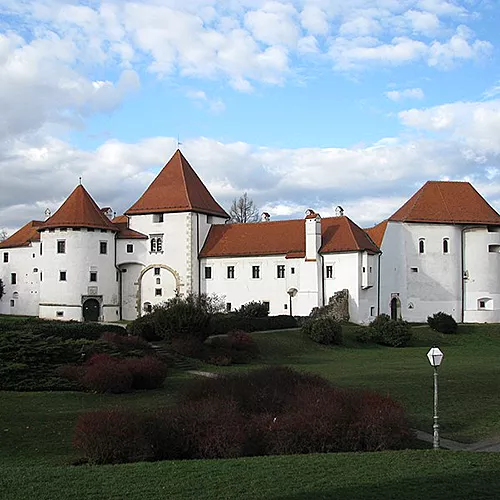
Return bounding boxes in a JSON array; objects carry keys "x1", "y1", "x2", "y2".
[{"x1": 2, "y1": 149, "x2": 500, "y2": 324}]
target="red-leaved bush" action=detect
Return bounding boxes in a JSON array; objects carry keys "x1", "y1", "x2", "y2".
[
  {"x1": 73, "y1": 367, "x2": 414, "y2": 464},
  {"x1": 99, "y1": 332, "x2": 151, "y2": 352},
  {"x1": 60, "y1": 353, "x2": 168, "y2": 393}
]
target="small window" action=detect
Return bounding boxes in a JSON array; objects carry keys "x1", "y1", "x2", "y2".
[
  {"x1": 326, "y1": 265, "x2": 333, "y2": 279},
  {"x1": 116, "y1": 271, "x2": 119, "y2": 282},
  {"x1": 40, "y1": 272, "x2": 43, "y2": 282},
  {"x1": 33, "y1": 268, "x2": 38, "y2": 273},
  {"x1": 263, "y1": 301, "x2": 270, "y2": 313},
  {"x1": 207, "y1": 215, "x2": 213, "y2": 224},
  {"x1": 284, "y1": 303, "x2": 288, "y2": 310},
  {"x1": 57, "y1": 240, "x2": 66, "y2": 254},
  {"x1": 410, "y1": 267, "x2": 419, "y2": 273},
  {"x1": 3, "y1": 252, "x2": 8, "y2": 263},
  {"x1": 488, "y1": 245, "x2": 500, "y2": 253},
  {"x1": 56, "y1": 311, "x2": 64, "y2": 317},
  {"x1": 205, "y1": 266, "x2": 212, "y2": 279},
  {"x1": 87, "y1": 228, "x2": 94, "y2": 232},
  {"x1": 443, "y1": 238, "x2": 449, "y2": 254},
  {"x1": 479, "y1": 300, "x2": 485, "y2": 309},
  {"x1": 90, "y1": 271, "x2": 97, "y2": 282},
  {"x1": 126, "y1": 244, "x2": 134, "y2": 253},
  {"x1": 157, "y1": 237, "x2": 162, "y2": 252},
  {"x1": 369, "y1": 266, "x2": 372, "y2": 273},
  {"x1": 252, "y1": 266, "x2": 260, "y2": 279},
  {"x1": 227, "y1": 266, "x2": 235, "y2": 279},
  {"x1": 154, "y1": 267, "x2": 161, "y2": 276},
  {"x1": 291, "y1": 267, "x2": 295, "y2": 274},
  {"x1": 419, "y1": 238, "x2": 425, "y2": 254},
  {"x1": 153, "y1": 213, "x2": 164, "y2": 223},
  {"x1": 155, "y1": 288, "x2": 162, "y2": 296},
  {"x1": 10, "y1": 299, "x2": 14, "y2": 307},
  {"x1": 40, "y1": 243, "x2": 42, "y2": 255},
  {"x1": 59, "y1": 271, "x2": 67, "y2": 281},
  {"x1": 99, "y1": 241, "x2": 107, "y2": 254},
  {"x1": 362, "y1": 266, "x2": 366, "y2": 273},
  {"x1": 370, "y1": 306, "x2": 375, "y2": 316},
  {"x1": 156, "y1": 277, "x2": 161, "y2": 284},
  {"x1": 144, "y1": 302, "x2": 152, "y2": 313},
  {"x1": 11, "y1": 273, "x2": 16, "y2": 284},
  {"x1": 226, "y1": 302, "x2": 231, "y2": 312},
  {"x1": 151, "y1": 238, "x2": 156, "y2": 253},
  {"x1": 277, "y1": 265, "x2": 285, "y2": 278}
]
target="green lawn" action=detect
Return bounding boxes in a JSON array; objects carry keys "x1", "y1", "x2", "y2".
[
  {"x1": 208, "y1": 324, "x2": 500, "y2": 443},
  {"x1": 2, "y1": 451, "x2": 500, "y2": 500}
]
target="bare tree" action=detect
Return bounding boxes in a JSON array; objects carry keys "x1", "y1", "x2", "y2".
[
  {"x1": 0, "y1": 229, "x2": 7, "y2": 242},
  {"x1": 229, "y1": 193, "x2": 259, "y2": 223}
]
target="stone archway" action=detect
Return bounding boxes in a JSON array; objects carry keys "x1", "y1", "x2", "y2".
[{"x1": 135, "y1": 264, "x2": 183, "y2": 317}]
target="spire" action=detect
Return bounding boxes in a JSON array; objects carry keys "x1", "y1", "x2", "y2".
[
  {"x1": 125, "y1": 149, "x2": 228, "y2": 218},
  {"x1": 41, "y1": 185, "x2": 117, "y2": 231}
]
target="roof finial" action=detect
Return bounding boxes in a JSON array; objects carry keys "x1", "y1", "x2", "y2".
[
  {"x1": 79, "y1": 176, "x2": 82, "y2": 185},
  {"x1": 177, "y1": 134, "x2": 182, "y2": 149}
]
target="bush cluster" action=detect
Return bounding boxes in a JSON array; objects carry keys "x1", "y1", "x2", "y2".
[
  {"x1": 302, "y1": 318, "x2": 343, "y2": 345},
  {"x1": 60, "y1": 353, "x2": 168, "y2": 393},
  {"x1": 427, "y1": 312, "x2": 458, "y2": 334},
  {"x1": 237, "y1": 301, "x2": 269, "y2": 317},
  {"x1": 356, "y1": 314, "x2": 413, "y2": 347},
  {"x1": 73, "y1": 367, "x2": 413, "y2": 464}
]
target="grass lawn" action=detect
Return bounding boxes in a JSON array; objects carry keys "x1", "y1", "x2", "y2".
[
  {"x1": 2, "y1": 451, "x2": 500, "y2": 500},
  {"x1": 208, "y1": 323, "x2": 500, "y2": 443}
]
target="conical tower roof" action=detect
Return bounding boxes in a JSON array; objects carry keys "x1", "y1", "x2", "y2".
[
  {"x1": 42, "y1": 185, "x2": 117, "y2": 231},
  {"x1": 125, "y1": 150, "x2": 228, "y2": 218}
]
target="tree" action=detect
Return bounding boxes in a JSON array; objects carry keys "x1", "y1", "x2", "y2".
[{"x1": 229, "y1": 193, "x2": 259, "y2": 223}]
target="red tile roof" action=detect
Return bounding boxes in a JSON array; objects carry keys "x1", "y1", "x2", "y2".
[
  {"x1": 111, "y1": 219, "x2": 148, "y2": 240},
  {"x1": 390, "y1": 181, "x2": 500, "y2": 225},
  {"x1": 0, "y1": 220, "x2": 44, "y2": 249},
  {"x1": 42, "y1": 185, "x2": 117, "y2": 231},
  {"x1": 112, "y1": 215, "x2": 128, "y2": 224},
  {"x1": 364, "y1": 220, "x2": 389, "y2": 248},
  {"x1": 200, "y1": 216, "x2": 380, "y2": 258},
  {"x1": 125, "y1": 149, "x2": 229, "y2": 218}
]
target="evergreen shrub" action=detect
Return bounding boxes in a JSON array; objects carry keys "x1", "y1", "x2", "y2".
[{"x1": 427, "y1": 312, "x2": 458, "y2": 334}]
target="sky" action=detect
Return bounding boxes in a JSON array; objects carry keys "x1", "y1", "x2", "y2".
[{"x1": 1, "y1": 0, "x2": 500, "y2": 236}]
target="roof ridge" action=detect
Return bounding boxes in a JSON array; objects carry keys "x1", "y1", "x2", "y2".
[
  {"x1": 436, "y1": 182, "x2": 454, "y2": 224},
  {"x1": 343, "y1": 216, "x2": 361, "y2": 251},
  {"x1": 178, "y1": 151, "x2": 191, "y2": 208}
]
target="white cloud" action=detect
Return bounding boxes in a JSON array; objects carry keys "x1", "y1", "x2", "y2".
[
  {"x1": 404, "y1": 9, "x2": 441, "y2": 36},
  {"x1": 186, "y1": 90, "x2": 226, "y2": 113},
  {"x1": 386, "y1": 87, "x2": 425, "y2": 101},
  {"x1": 300, "y1": 5, "x2": 329, "y2": 36}
]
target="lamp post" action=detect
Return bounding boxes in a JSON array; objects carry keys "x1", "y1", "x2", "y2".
[{"x1": 427, "y1": 346, "x2": 444, "y2": 450}]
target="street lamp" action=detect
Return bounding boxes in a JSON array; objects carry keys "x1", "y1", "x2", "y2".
[{"x1": 427, "y1": 346, "x2": 444, "y2": 450}]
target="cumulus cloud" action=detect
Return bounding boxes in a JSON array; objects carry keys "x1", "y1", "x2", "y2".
[{"x1": 386, "y1": 87, "x2": 425, "y2": 101}]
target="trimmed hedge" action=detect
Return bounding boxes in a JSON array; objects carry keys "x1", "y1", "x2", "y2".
[{"x1": 428, "y1": 312, "x2": 458, "y2": 334}]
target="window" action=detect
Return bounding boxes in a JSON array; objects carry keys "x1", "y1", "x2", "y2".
[
  {"x1": 40, "y1": 243, "x2": 42, "y2": 255},
  {"x1": 59, "y1": 271, "x2": 66, "y2": 281},
  {"x1": 410, "y1": 267, "x2": 419, "y2": 273},
  {"x1": 90, "y1": 271, "x2": 97, "y2": 282},
  {"x1": 156, "y1": 277, "x2": 161, "y2": 284},
  {"x1": 56, "y1": 311, "x2": 64, "y2": 317},
  {"x1": 252, "y1": 266, "x2": 260, "y2": 279},
  {"x1": 40, "y1": 272, "x2": 43, "y2": 282},
  {"x1": 442, "y1": 238, "x2": 449, "y2": 254},
  {"x1": 205, "y1": 266, "x2": 212, "y2": 279},
  {"x1": 277, "y1": 265, "x2": 285, "y2": 278},
  {"x1": 3, "y1": 252, "x2": 8, "y2": 263},
  {"x1": 326, "y1": 265, "x2": 333, "y2": 279},
  {"x1": 291, "y1": 267, "x2": 295, "y2": 274},
  {"x1": 11, "y1": 273, "x2": 16, "y2": 285},
  {"x1": 155, "y1": 288, "x2": 162, "y2": 296},
  {"x1": 154, "y1": 267, "x2": 161, "y2": 275},
  {"x1": 126, "y1": 244, "x2": 134, "y2": 253},
  {"x1": 284, "y1": 303, "x2": 288, "y2": 310},
  {"x1": 419, "y1": 238, "x2": 425, "y2": 254},
  {"x1": 57, "y1": 240, "x2": 66, "y2": 254},
  {"x1": 116, "y1": 271, "x2": 119, "y2": 282},
  {"x1": 150, "y1": 236, "x2": 163, "y2": 253},
  {"x1": 227, "y1": 266, "x2": 235, "y2": 279},
  {"x1": 100, "y1": 241, "x2": 107, "y2": 254},
  {"x1": 144, "y1": 302, "x2": 152, "y2": 313},
  {"x1": 153, "y1": 213, "x2": 164, "y2": 223},
  {"x1": 10, "y1": 299, "x2": 14, "y2": 307},
  {"x1": 33, "y1": 268, "x2": 38, "y2": 273},
  {"x1": 362, "y1": 266, "x2": 366, "y2": 272},
  {"x1": 226, "y1": 302, "x2": 231, "y2": 312},
  {"x1": 263, "y1": 301, "x2": 270, "y2": 313},
  {"x1": 479, "y1": 300, "x2": 486, "y2": 309},
  {"x1": 370, "y1": 306, "x2": 375, "y2": 316}
]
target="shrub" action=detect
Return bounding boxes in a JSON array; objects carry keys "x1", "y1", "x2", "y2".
[
  {"x1": 73, "y1": 410, "x2": 150, "y2": 464},
  {"x1": 126, "y1": 314, "x2": 159, "y2": 341},
  {"x1": 80, "y1": 354, "x2": 133, "y2": 393},
  {"x1": 428, "y1": 312, "x2": 458, "y2": 334},
  {"x1": 369, "y1": 313, "x2": 391, "y2": 331},
  {"x1": 100, "y1": 332, "x2": 151, "y2": 352},
  {"x1": 302, "y1": 318, "x2": 343, "y2": 345},
  {"x1": 170, "y1": 335, "x2": 207, "y2": 358},
  {"x1": 366, "y1": 314, "x2": 413, "y2": 347},
  {"x1": 124, "y1": 356, "x2": 168, "y2": 390},
  {"x1": 0, "y1": 278, "x2": 4, "y2": 300},
  {"x1": 238, "y1": 301, "x2": 269, "y2": 317}
]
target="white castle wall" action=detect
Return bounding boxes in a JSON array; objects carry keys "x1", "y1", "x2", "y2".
[
  {"x1": 38, "y1": 228, "x2": 119, "y2": 321},
  {"x1": 0, "y1": 243, "x2": 41, "y2": 316}
]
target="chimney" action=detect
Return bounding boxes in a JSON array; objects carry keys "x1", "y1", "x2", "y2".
[
  {"x1": 261, "y1": 212, "x2": 271, "y2": 222},
  {"x1": 305, "y1": 209, "x2": 321, "y2": 261}
]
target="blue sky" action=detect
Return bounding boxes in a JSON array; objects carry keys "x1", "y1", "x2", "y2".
[{"x1": 1, "y1": 0, "x2": 500, "y2": 234}]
